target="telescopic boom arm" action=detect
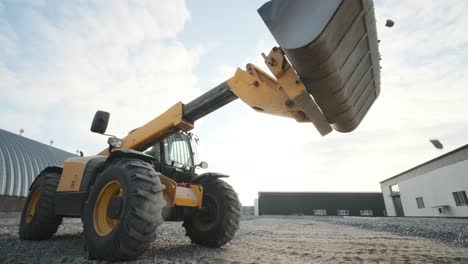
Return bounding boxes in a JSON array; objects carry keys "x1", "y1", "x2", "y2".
[{"x1": 99, "y1": 48, "x2": 333, "y2": 155}]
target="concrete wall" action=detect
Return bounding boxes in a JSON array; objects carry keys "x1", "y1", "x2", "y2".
[
  {"x1": 381, "y1": 186, "x2": 396, "y2": 216},
  {"x1": 0, "y1": 196, "x2": 26, "y2": 212},
  {"x1": 382, "y1": 159, "x2": 468, "y2": 217},
  {"x1": 241, "y1": 206, "x2": 254, "y2": 216},
  {"x1": 254, "y1": 198, "x2": 259, "y2": 216}
]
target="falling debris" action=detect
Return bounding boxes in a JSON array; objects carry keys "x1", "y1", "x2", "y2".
[
  {"x1": 429, "y1": 139, "x2": 444, "y2": 149},
  {"x1": 385, "y1": 19, "x2": 395, "y2": 27}
]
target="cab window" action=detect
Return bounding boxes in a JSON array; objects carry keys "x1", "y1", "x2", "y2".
[
  {"x1": 164, "y1": 134, "x2": 193, "y2": 169},
  {"x1": 144, "y1": 143, "x2": 161, "y2": 163}
]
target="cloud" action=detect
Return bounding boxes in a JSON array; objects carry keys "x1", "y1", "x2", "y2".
[{"x1": 0, "y1": 0, "x2": 202, "y2": 153}]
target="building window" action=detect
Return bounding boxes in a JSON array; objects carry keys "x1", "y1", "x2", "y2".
[
  {"x1": 453, "y1": 191, "x2": 468, "y2": 206},
  {"x1": 337, "y1": 209, "x2": 349, "y2": 216},
  {"x1": 314, "y1": 209, "x2": 327, "y2": 215},
  {"x1": 416, "y1": 197, "x2": 425, "y2": 208},
  {"x1": 360, "y1": 210, "x2": 373, "y2": 216},
  {"x1": 390, "y1": 184, "x2": 400, "y2": 193}
]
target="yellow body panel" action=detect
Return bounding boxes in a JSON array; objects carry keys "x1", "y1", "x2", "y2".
[
  {"x1": 190, "y1": 184, "x2": 203, "y2": 208},
  {"x1": 174, "y1": 184, "x2": 203, "y2": 208},
  {"x1": 99, "y1": 102, "x2": 193, "y2": 155},
  {"x1": 264, "y1": 48, "x2": 307, "y2": 99},
  {"x1": 159, "y1": 175, "x2": 203, "y2": 208},
  {"x1": 227, "y1": 47, "x2": 331, "y2": 136},
  {"x1": 57, "y1": 156, "x2": 101, "y2": 192},
  {"x1": 159, "y1": 175, "x2": 177, "y2": 207},
  {"x1": 264, "y1": 48, "x2": 332, "y2": 136},
  {"x1": 228, "y1": 66, "x2": 295, "y2": 119}
]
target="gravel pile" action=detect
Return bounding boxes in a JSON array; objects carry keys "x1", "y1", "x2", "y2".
[{"x1": 315, "y1": 216, "x2": 468, "y2": 247}]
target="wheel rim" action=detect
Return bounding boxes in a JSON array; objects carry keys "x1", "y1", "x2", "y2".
[
  {"x1": 26, "y1": 188, "x2": 41, "y2": 223},
  {"x1": 193, "y1": 194, "x2": 219, "y2": 231},
  {"x1": 93, "y1": 180, "x2": 124, "y2": 236}
]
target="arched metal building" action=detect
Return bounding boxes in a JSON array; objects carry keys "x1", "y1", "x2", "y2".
[{"x1": 0, "y1": 129, "x2": 76, "y2": 197}]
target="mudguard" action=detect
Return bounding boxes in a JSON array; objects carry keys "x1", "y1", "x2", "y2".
[
  {"x1": 79, "y1": 156, "x2": 107, "y2": 192},
  {"x1": 108, "y1": 148, "x2": 156, "y2": 164},
  {"x1": 29, "y1": 166, "x2": 63, "y2": 191},
  {"x1": 191, "y1": 172, "x2": 229, "y2": 184}
]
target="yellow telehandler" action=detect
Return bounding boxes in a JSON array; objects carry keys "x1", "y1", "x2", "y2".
[{"x1": 19, "y1": 0, "x2": 382, "y2": 261}]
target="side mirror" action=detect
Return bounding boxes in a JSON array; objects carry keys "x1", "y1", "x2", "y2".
[
  {"x1": 91, "y1": 111, "x2": 110, "y2": 134},
  {"x1": 199, "y1": 161, "x2": 208, "y2": 169}
]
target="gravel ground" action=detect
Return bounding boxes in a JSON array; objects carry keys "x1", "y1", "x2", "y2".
[
  {"x1": 1, "y1": 217, "x2": 468, "y2": 263},
  {"x1": 314, "y1": 216, "x2": 468, "y2": 247}
]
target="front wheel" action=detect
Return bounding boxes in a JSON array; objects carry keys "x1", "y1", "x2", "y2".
[
  {"x1": 19, "y1": 172, "x2": 62, "y2": 240},
  {"x1": 83, "y1": 158, "x2": 166, "y2": 261},
  {"x1": 183, "y1": 178, "x2": 241, "y2": 247}
]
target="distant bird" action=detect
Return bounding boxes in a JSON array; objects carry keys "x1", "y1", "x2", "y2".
[
  {"x1": 429, "y1": 139, "x2": 443, "y2": 150},
  {"x1": 385, "y1": 19, "x2": 395, "y2": 28}
]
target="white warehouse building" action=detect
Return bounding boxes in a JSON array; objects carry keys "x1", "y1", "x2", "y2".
[{"x1": 380, "y1": 145, "x2": 468, "y2": 217}]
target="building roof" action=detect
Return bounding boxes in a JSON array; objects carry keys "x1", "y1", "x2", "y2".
[
  {"x1": 0, "y1": 129, "x2": 76, "y2": 197},
  {"x1": 380, "y1": 144, "x2": 468, "y2": 184}
]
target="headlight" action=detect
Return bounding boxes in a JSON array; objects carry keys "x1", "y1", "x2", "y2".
[{"x1": 107, "y1": 137, "x2": 123, "y2": 148}]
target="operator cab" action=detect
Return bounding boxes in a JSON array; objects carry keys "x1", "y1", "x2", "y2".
[{"x1": 143, "y1": 132, "x2": 207, "y2": 182}]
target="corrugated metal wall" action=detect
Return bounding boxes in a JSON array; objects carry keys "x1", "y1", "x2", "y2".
[
  {"x1": 258, "y1": 192, "x2": 386, "y2": 216},
  {"x1": 0, "y1": 129, "x2": 76, "y2": 197}
]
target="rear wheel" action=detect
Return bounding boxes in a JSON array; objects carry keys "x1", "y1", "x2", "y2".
[
  {"x1": 83, "y1": 158, "x2": 166, "y2": 261},
  {"x1": 19, "y1": 172, "x2": 62, "y2": 240},
  {"x1": 183, "y1": 178, "x2": 241, "y2": 247}
]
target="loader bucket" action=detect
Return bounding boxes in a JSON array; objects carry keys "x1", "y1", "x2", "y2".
[{"x1": 258, "y1": 0, "x2": 381, "y2": 132}]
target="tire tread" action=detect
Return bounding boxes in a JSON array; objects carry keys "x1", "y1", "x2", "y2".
[
  {"x1": 183, "y1": 178, "x2": 241, "y2": 247},
  {"x1": 19, "y1": 173, "x2": 62, "y2": 240},
  {"x1": 84, "y1": 158, "x2": 165, "y2": 261}
]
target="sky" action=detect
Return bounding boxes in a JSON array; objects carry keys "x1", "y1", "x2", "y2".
[{"x1": 1, "y1": 0, "x2": 468, "y2": 205}]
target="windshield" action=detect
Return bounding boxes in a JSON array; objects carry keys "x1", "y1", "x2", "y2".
[
  {"x1": 144, "y1": 144, "x2": 161, "y2": 164},
  {"x1": 164, "y1": 133, "x2": 194, "y2": 169}
]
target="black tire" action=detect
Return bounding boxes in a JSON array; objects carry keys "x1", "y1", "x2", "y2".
[
  {"x1": 183, "y1": 178, "x2": 241, "y2": 247},
  {"x1": 83, "y1": 158, "x2": 166, "y2": 261},
  {"x1": 19, "y1": 172, "x2": 63, "y2": 240}
]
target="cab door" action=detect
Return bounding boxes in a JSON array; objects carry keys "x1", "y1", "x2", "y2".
[{"x1": 160, "y1": 133, "x2": 197, "y2": 182}]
